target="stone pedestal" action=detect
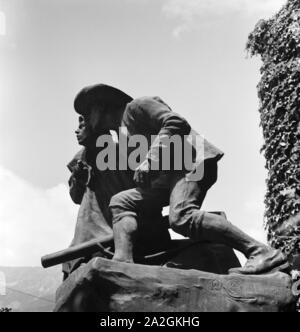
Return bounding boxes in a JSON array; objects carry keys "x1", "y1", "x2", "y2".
[{"x1": 55, "y1": 258, "x2": 296, "y2": 312}]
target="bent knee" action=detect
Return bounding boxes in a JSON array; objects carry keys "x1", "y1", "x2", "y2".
[
  {"x1": 169, "y1": 209, "x2": 192, "y2": 236},
  {"x1": 110, "y1": 192, "x2": 129, "y2": 208},
  {"x1": 109, "y1": 189, "x2": 140, "y2": 214},
  {"x1": 169, "y1": 210, "x2": 180, "y2": 230},
  {"x1": 109, "y1": 191, "x2": 140, "y2": 223},
  {"x1": 169, "y1": 209, "x2": 205, "y2": 237}
]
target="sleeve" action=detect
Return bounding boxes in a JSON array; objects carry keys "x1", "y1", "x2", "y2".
[
  {"x1": 67, "y1": 149, "x2": 87, "y2": 205},
  {"x1": 126, "y1": 97, "x2": 191, "y2": 165}
]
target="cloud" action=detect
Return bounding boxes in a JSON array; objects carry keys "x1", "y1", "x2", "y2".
[
  {"x1": 162, "y1": 0, "x2": 287, "y2": 37},
  {"x1": 0, "y1": 165, "x2": 78, "y2": 266}
]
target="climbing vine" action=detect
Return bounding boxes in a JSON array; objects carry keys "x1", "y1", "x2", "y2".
[{"x1": 247, "y1": 0, "x2": 300, "y2": 257}]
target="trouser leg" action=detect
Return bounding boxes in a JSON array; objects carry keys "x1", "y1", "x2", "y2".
[
  {"x1": 168, "y1": 163, "x2": 266, "y2": 259},
  {"x1": 168, "y1": 163, "x2": 289, "y2": 274},
  {"x1": 113, "y1": 215, "x2": 138, "y2": 263},
  {"x1": 192, "y1": 213, "x2": 265, "y2": 259},
  {"x1": 109, "y1": 188, "x2": 169, "y2": 262}
]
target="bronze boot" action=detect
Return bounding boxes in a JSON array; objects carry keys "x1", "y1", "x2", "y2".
[{"x1": 229, "y1": 249, "x2": 290, "y2": 275}]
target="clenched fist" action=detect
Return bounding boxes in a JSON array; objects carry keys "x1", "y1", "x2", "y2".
[{"x1": 73, "y1": 160, "x2": 91, "y2": 186}]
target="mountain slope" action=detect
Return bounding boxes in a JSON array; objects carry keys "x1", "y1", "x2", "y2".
[{"x1": 0, "y1": 266, "x2": 62, "y2": 312}]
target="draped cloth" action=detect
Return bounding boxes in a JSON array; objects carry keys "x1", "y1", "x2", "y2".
[{"x1": 62, "y1": 147, "x2": 137, "y2": 276}]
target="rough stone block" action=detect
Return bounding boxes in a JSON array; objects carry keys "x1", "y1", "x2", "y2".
[{"x1": 55, "y1": 258, "x2": 296, "y2": 312}]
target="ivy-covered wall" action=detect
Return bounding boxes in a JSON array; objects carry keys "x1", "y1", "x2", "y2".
[{"x1": 247, "y1": 0, "x2": 300, "y2": 257}]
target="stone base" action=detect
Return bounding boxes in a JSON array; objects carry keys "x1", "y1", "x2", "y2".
[{"x1": 55, "y1": 258, "x2": 296, "y2": 312}]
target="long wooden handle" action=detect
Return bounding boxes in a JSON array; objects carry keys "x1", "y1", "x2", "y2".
[{"x1": 41, "y1": 235, "x2": 114, "y2": 268}]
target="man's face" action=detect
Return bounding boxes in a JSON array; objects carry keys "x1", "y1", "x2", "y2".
[{"x1": 75, "y1": 116, "x2": 91, "y2": 146}]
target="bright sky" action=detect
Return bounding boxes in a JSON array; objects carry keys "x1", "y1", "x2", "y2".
[
  {"x1": 0, "y1": 11, "x2": 5, "y2": 36},
  {"x1": 0, "y1": 0, "x2": 287, "y2": 266}
]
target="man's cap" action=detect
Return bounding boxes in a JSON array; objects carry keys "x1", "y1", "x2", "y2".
[{"x1": 74, "y1": 84, "x2": 133, "y2": 116}]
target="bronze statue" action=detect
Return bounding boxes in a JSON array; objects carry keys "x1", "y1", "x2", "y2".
[{"x1": 73, "y1": 84, "x2": 290, "y2": 275}]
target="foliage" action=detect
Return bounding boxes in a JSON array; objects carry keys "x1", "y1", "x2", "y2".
[
  {"x1": 246, "y1": 0, "x2": 300, "y2": 257},
  {"x1": 0, "y1": 308, "x2": 12, "y2": 312}
]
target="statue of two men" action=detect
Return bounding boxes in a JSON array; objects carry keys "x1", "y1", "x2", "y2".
[{"x1": 65, "y1": 83, "x2": 289, "y2": 277}]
